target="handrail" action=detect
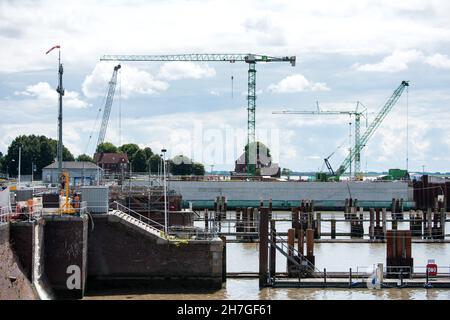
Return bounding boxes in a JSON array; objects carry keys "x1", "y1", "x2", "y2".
[
  {"x1": 113, "y1": 201, "x2": 165, "y2": 230},
  {"x1": 270, "y1": 232, "x2": 323, "y2": 278},
  {"x1": 0, "y1": 205, "x2": 43, "y2": 223}
]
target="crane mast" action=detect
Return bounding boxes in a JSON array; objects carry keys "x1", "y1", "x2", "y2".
[
  {"x1": 100, "y1": 54, "x2": 296, "y2": 176},
  {"x1": 272, "y1": 102, "x2": 366, "y2": 177},
  {"x1": 335, "y1": 81, "x2": 410, "y2": 178},
  {"x1": 96, "y1": 64, "x2": 121, "y2": 150}
]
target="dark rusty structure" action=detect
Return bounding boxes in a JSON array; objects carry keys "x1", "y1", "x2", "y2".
[
  {"x1": 386, "y1": 230, "x2": 413, "y2": 279},
  {"x1": 413, "y1": 175, "x2": 450, "y2": 211}
]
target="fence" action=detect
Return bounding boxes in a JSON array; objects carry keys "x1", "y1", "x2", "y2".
[{"x1": 0, "y1": 204, "x2": 43, "y2": 223}]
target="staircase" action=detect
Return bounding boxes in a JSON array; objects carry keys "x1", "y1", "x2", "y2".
[
  {"x1": 270, "y1": 233, "x2": 323, "y2": 279},
  {"x1": 109, "y1": 202, "x2": 168, "y2": 240}
]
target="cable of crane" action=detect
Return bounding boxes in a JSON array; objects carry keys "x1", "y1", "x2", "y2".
[{"x1": 118, "y1": 68, "x2": 122, "y2": 147}]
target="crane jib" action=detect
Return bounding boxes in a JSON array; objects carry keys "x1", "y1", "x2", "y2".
[{"x1": 335, "y1": 81, "x2": 410, "y2": 177}]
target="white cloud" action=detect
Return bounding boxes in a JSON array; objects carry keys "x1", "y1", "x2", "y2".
[
  {"x1": 425, "y1": 53, "x2": 450, "y2": 69},
  {"x1": 268, "y1": 74, "x2": 330, "y2": 93},
  {"x1": 3, "y1": 1, "x2": 450, "y2": 73},
  {"x1": 15, "y1": 82, "x2": 88, "y2": 109},
  {"x1": 209, "y1": 90, "x2": 221, "y2": 96},
  {"x1": 158, "y1": 62, "x2": 216, "y2": 81},
  {"x1": 353, "y1": 50, "x2": 424, "y2": 73},
  {"x1": 82, "y1": 62, "x2": 169, "y2": 99}
]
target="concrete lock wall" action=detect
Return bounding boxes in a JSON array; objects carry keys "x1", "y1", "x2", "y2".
[
  {"x1": 42, "y1": 215, "x2": 88, "y2": 299},
  {"x1": 87, "y1": 215, "x2": 224, "y2": 290},
  {"x1": 169, "y1": 180, "x2": 413, "y2": 209},
  {"x1": 0, "y1": 223, "x2": 38, "y2": 300},
  {"x1": 10, "y1": 221, "x2": 36, "y2": 281}
]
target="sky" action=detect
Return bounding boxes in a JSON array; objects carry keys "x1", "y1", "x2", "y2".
[{"x1": 1, "y1": 0, "x2": 450, "y2": 173}]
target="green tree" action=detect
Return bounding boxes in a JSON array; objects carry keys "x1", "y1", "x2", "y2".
[
  {"x1": 0, "y1": 152, "x2": 4, "y2": 173},
  {"x1": 282, "y1": 168, "x2": 292, "y2": 180},
  {"x1": 244, "y1": 141, "x2": 271, "y2": 159},
  {"x1": 96, "y1": 142, "x2": 118, "y2": 153},
  {"x1": 143, "y1": 147, "x2": 153, "y2": 160},
  {"x1": 118, "y1": 143, "x2": 140, "y2": 163},
  {"x1": 76, "y1": 154, "x2": 94, "y2": 162},
  {"x1": 170, "y1": 155, "x2": 193, "y2": 175},
  {"x1": 4, "y1": 135, "x2": 74, "y2": 177},
  {"x1": 131, "y1": 149, "x2": 147, "y2": 172},
  {"x1": 192, "y1": 162, "x2": 205, "y2": 176},
  {"x1": 147, "y1": 154, "x2": 162, "y2": 173}
]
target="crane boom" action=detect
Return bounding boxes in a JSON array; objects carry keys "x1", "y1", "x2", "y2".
[
  {"x1": 272, "y1": 102, "x2": 366, "y2": 177},
  {"x1": 101, "y1": 54, "x2": 296, "y2": 65},
  {"x1": 335, "y1": 81, "x2": 409, "y2": 177},
  {"x1": 96, "y1": 64, "x2": 121, "y2": 149},
  {"x1": 100, "y1": 53, "x2": 296, "y2": 176}
]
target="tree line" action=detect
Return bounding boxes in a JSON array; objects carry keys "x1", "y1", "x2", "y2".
[
  {"x1": 96, "y1": 142, "x2": 205, "y2": 176},
  {"x1": 0, "y1": 135, "x2": 205, "y2": 177}
]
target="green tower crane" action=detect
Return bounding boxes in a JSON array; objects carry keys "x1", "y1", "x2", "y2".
[
  {"x1": 331, "y1": 81, "x2": 410, "y2": 180},
  {"x1": 100, "y1": 54, "x2": 296, "y2": 176},
  {"x1": 273, "y1": 101, "x2": 367, "y2": 178}
]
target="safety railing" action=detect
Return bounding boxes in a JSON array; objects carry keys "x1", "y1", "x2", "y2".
[
  {"x1": 271, "y1": 232, "x2": 324, "y2": 279},
  {"x1": 414, "y1": 266, "x2": 450, "y2": 278},
  {"x1": 0, "y1": 204, "x2": 43, "y2": 223},
  {"x1": 168, "y1": 226, "x2": 219, "y2": 240},
  {"x1": 113, "y1": 201, "x2": 166, "y2": 232},
  {"x1": 0, "y1": 207, "x2": 12, "y2": 223}
]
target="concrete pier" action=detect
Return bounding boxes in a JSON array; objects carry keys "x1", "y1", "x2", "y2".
[{"x1": 86, "y1": 214, "x2": 224, "y2": 291}]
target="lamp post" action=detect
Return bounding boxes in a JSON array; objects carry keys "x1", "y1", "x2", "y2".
[
  {"x1": 161, "y1": 149, "x2": 168, "y2": 234},
  {"x1": 18, "y1": 146, "x2": 21, "y2": 190}
]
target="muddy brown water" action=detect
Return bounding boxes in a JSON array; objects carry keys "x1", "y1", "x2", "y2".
[{"x1": 84, "y1": 212, "x2": 450, "y2": 300}]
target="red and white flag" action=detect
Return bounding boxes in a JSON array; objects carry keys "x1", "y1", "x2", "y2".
[{"x1": 46, "y1": 45, "x2": 60, "y2": 55}]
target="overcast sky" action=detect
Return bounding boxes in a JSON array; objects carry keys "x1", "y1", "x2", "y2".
[{"x1": 1, "y1": 0, "x2": 450, "y2": 172}]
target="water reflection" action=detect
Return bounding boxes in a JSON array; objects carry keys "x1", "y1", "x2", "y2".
[{"x1": 84, "y1": 280, "x2": 450, "y2": 300}]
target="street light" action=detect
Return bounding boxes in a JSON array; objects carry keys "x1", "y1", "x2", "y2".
[{"x1": 161, "y1": 149, "x2": 168, "y2": 234}]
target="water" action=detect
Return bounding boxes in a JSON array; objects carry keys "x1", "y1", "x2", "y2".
[
  {"x1": 84, "y1": 279, "x2": 450, "y2": 300},
  {"x1": 84, "y1": 211, "x2": 450, "y2": 300}
]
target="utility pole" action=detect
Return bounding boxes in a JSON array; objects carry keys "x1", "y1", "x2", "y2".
[
  {"x1": 18, "y1": 146, "x2": 21, "y2": 190},
  {"x1": 161, "y1": 149, "x2": 168, "y2": 234},
  {"x1": 46, "y1": 45, "x2": 64, "y2": 178}
]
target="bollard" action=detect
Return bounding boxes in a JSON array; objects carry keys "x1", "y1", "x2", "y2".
[
  {"x1": 349, "y1": 268, "x2": 352, "y2": 287},
  {"x1": 331, "y1": 219, "x2": 336, "y2": 239},
  {"x1": 298, "y1": 228, "x2": 304, "y2": 257},
  {"x1": 204, "y1": 209, "x2": 209, "y2": 232},
  {"x1": 269, "y1": 219, "x2": 276, "y2": 279},
  {"x1": 316, "y1": 212, "x2": 321, "y2": 239},
  {"x1": 306, "y1": 229, "x2": 315, "y2": 266},
  {"x1": 369, "y1": 208, "x2": 375, "y2": 240},
  {"x1": 220, "y1": 236, "x2": 227, "y2": 283},
  {"x1": 427, "y1": 208, "x2": 432, "y2": 239},
  {"x1": 258, "y1": 208, "x2": 269, "y2": 287}
]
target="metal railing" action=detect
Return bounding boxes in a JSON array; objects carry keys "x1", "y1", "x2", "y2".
[
  {"x1": 0, "y1": 205, "x2": 43, "y2": 223},
  {"x1": 271, "y1": 232, "x2": 324, "y2": 279},
  {"x1": 113, "y1": 201, "x2": 166, "y2": 234}
]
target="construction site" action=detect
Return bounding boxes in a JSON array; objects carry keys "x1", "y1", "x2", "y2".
[{"x1": 0, "y1": 46, "x2": 449, "y2": 301}]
